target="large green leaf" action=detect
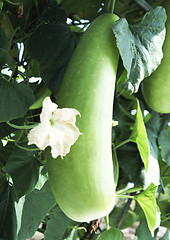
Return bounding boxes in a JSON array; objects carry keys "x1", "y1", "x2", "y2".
[
  {"x1": 113, "y1": 6, "x2": 167, "y2": 93},
  {"x1": 28, "y1": 5, "x2": 77, "y2": 96},
  {"x1": 130, "y1": 100, "x2": 149, "y2": 170},
  {"x1": 98, "y1": 228, "x2": 124, "y2": 240},
  {"x1": 16, "y1": 181, "x2": 56, "y2": 240},
  {"x1": 44, "y1": 210, "x2": 70, "y2": 239},
  {"x1": 158, "y1": 129, "x2": 170, "y2": 166},
  {"x1": 4, "y1": 148, "x2": 41, "y2": 198},
  {"x1": 135, "y1": 183, "x2": 159, "y2": 236},
  {"x1": 0, "y1": 178, "x2": 17, "y2": 240},
  {"x1": 0, "y1": 78, "x2": 34, "y2": 122}
]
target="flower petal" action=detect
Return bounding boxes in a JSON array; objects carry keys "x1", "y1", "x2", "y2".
[{"x1": 27, "y1": 97, "x2": 81, "y2": 159}]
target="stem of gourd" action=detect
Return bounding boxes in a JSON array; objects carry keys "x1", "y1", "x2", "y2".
[
  {"x1": 105, "y1": 215, "x2": 110, "y2": 230},
  {"x1": 107, "y1": 0, "x2": 116, "y2": 14}
]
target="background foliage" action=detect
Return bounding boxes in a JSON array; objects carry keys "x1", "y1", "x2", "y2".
[{"x1": 0, "y1": 0, "x2": 170, "y2": 239}]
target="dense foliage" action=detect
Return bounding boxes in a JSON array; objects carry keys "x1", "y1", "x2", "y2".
[{"x1": 0, "y1": 0, "x2": 170, "y2": 239}]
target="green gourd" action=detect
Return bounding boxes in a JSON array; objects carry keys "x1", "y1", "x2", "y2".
[
  {"x1": 47, "y1": 13, "x2": 119, "y2": 222},
  {"x1": 142, "y1": 1, "x2": 170, "y2": 113}
]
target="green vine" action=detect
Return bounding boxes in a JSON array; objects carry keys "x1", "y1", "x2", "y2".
[{"x1": 107, "y1": 0, "x2": 116, "y2": 14}]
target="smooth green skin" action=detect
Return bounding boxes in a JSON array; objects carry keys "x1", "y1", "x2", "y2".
[
  {"x1": 47, "y1": 13, "x2": 119, "y2": 222},
  {"x1": 142, "y1": 1, "x2": 170, "y2": 113}
]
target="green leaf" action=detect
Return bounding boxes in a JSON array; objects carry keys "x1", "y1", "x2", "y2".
[
  {"x1": 0, "y1": 78, "x2": 34, "y2": 122},
  {"x1": 159, "y1": 159, "x2": 170, "y2": 188},
  {"x1": 160, "y1": 230, "x2": 170, "y2": 240},
  {"x1": 16, "y1": 181, "x2": 56, "y2": 240},
  {"x1": 135, "y1": 183, "x2": 158, "y2": 236},
  {"x1": 113, "y1": 6, "x2": 167, "y2": 93},
  {"x1": 44, "y1": 210, "x2": 70, "y2": 239},
  {"x1": 135, "y1": 218, "x2": 157, "y2": 240},
  {"x1": 66, "y1": 229, "x2": 78, "y2": 240},
  {"x1": 0, "y1": 48, "x2": 9, "y2": 69},
  {"x1": 0, "y1": 26, "x2": 9, "y2": 49},
  {"x1": 109, "y1": 205, "x2": 137, "y2": 229},
  {"x1": 28, "y1": 15, "x2": 76, "y2": 95},
  {"x1": 141, "y1": 113, "x2": 160, "y2": 188},
  {"x1": 158, "y1": 129, "x2": 170, "y2": 166},
  {"x1": 117, "y1": 142, "x2": 144, "y2": 186},
  {"x1": 130, "y1": 100, "x2": 149, "y2": 170},
  {"x1": 4, "y1": 148, "x2": 41, "y2": 198},
  {"x1": 98, "y1": 228, "x2": 124, "y2": 240},
  {"x1": 158, "y1": 200, "x2": 170, "y2": 229},
  {"x1": 0, "y1": 178, "x2": 17, "y2": 240}
]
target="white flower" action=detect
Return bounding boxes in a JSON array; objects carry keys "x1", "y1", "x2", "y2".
[{"x1": 27, "y1": 97, "x2": 81, "y2": 158}]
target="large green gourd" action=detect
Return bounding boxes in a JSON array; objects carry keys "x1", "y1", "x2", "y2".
[
  {"x1": 47, "y1": 13, "x2": 119, "y2": 222},
  {"x1": 142, "y1": 1, "x2": 170, "y2": 113}
]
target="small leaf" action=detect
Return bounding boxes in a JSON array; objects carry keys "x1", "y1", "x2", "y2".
[
  {"x1": 130, "y1": 100, "x2": 149, "y2": 170},
  {"x1": 16, "y1": 181, "x2": 56, "y2": 240},
  {"x1": 4, "y1": 148, "x2": 41, "y2": 198},
  {"x1": 44, "y1": 211, "x2": 70, "y2": 240},
  {"x1": 98, "y1": 228, "x2": 124, "y2": 240},
  {"x1": 113, "y1": 6, "x2": 167, "y2": 93},
  {"x1": 158, "y1": 129, "x2": 170, "y2": 166},
  {"x1": 0, "y1": 78, "x2": 34, "y2": 122},
  {"x1": 135, "y1": 183, "x2": 158, "y2": 236}
]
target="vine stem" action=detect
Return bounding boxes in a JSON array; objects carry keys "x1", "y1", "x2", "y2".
[
  {"x1": 117, "y1": 198, "x2": 132, "y2": 229},
  {"x1": 105, "y1": 215, "x2": 110, "y2": 230},
  {"x1": 113, "y1": 139, "x2": 130, "y2": 150},
  {"x1": 7, "y1": 121, "x2": 39, "y2": 130},
  {"x1": 107, "y1": 0, "x2": 116, "y2": 14}
]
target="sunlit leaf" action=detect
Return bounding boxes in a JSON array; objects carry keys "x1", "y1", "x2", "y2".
[
  {"x1": 135, "y1": 183, "x2": 158, "y2": 236},
  {"x1": 113, "y1": 6, "x2": 167, "y2": 93},
  {"x1": 130, "y1": 100, "x2": 149, "y2": 170}
]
